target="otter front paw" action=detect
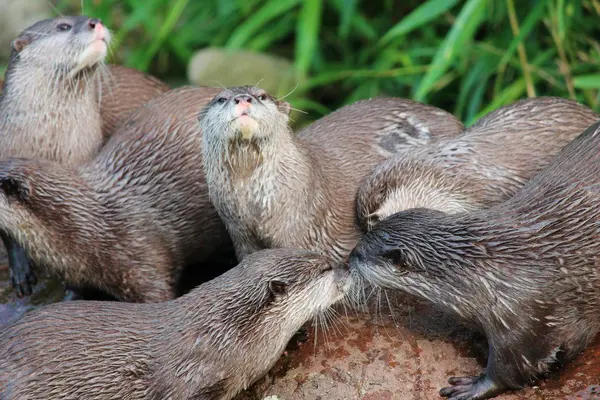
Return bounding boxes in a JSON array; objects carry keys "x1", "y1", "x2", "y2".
[
  {"x1": 10, "y1": 263, "x2": 37, "y2": 297},
  {"x1": 439, "y1": 375, "x2": 503, "y2": 400},
  {"x1": 8, "y1": 243, "x2": 37, "y2": 297}
]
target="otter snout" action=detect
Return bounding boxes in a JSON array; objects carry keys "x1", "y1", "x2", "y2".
[{"x1": 87, "y1": 19, "x2": 107, "y2": 41}]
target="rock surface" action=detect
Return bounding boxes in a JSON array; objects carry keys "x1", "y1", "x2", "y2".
[{"x1": 234, "y1": 292, "x2": 600, "y2": 400}]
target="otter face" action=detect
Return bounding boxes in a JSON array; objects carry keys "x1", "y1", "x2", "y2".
[
  {"x1": 348, "y1": 208, "x2": 449, "y2": 295},
  {"x1": 199, "y1": 86, "x2": 292, "y2": 144},
  {"x1": 229, "y1": 248, "x2": 350, "y2": 335},
  {"x1": 10, "y1": 16, "x2": 111, "y2": 76}
]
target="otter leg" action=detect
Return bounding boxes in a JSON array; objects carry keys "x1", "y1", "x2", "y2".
[
  {"x1": 3, "y1": 232, "x2": 37, "y2": 297},
  {"x1": 440, "y1": 340, "x2": 524, "y2": 400}
]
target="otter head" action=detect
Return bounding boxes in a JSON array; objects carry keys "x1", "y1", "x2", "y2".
[
  {"x1": 8, "y1": 16, "x2": 111, "y2": 78},
  {"x1": 202, "y1": 248, "x2": 349, "y2": 359},
  {"x1": 199, "y1": 86, "x2": 292, "y2": 146},
  {"x1": 348, "y1": 207, "x2": 468, "y2": 303}
]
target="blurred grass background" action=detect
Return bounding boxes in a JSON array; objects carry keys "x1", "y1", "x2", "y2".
[{"x1": 28, "y1": 0, "x2": 600, "y2": 125}]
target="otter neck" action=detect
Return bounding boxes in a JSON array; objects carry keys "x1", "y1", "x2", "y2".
[
  {"x1": 208, "y1": 131, "x2": 330, "y2": 250},
  {"x1": 175, "y1": 287, "x2": 310, "y2": 396},
  {"x1": 0, "y1": 62, "x2": 103, "y2": 165}
]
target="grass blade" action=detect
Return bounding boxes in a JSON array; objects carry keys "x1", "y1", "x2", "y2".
[
  {"x1": 414, "y1": 0, "x2": 487, "y2": 101},
  {"x1": 379, "y1": 0, "x2": 460, "y2": 47},
  {"x1": 296, "y1": 0, "x2": 323, "y2": 76},
  {"x1": 226, "y1": 0, "x2": 301, "y2": 49},
  {"x1": 573, "y1": 75, "x2": 600, "y2": 89}
]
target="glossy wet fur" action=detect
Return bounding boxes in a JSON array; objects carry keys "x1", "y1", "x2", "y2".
[
  {"x1": 0, "y1": 248, "x2": 348, "y2": 400},
  {"x1": 349, "y1": 122, "x2": 600, "y2": 399},
  {"x1": 356, "y1": 97, "x2": 600, "y2": 231},
  {"x1": 200, "y1": 85, "x2": 464, "y2": 263}
]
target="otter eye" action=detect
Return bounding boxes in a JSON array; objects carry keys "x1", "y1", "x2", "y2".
[
  {"x1": 216, "y1": 97, "x2": 227, "y2": 104},
  {"x1": 258, "y1": 94, "x2": 267, "y2": 101},
  {"x1": 268, "y1": 280, "x2": 288, "y2": 296},
  {"x1": 57, "y1": 23, "x2": 72, "y2": 32}
]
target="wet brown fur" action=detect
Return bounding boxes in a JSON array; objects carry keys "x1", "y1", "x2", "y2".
[
  {"x1": 349, "y1": 121, "x2": 600, "y2": 399},
  {"x1": 0, "y1": 86, "x2": 232, "y2": 302},
  {"x1": 357, "y1": 97, "x2": 600, "y2": 231},
  {"x1": 0, "y1": 248, "x2": 349, "y2": 400},
  {"x1": 99, "y1": 64, "x2": 170, "y2": 139}
]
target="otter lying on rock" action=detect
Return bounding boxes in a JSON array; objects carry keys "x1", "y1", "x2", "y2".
[
  {"x1": 349, "y1": 120, "x2": 600, "y2": 399},
  {"x1": 0, "y1": 248, "x2": 349, "y2": 400}
]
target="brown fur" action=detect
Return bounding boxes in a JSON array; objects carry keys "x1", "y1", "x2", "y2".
[
  {"x1": 100, "y1": 64, "x2": 170, "y2": 139},
  {"x1": 200, "y1": 86, "x2": 464, "y2": 262},
  {"x1": 349, "y1": 120, "x2": 600, "y2": 399},
  {"x1": 0, "y1": 248, "x2": 349, "y2": 400},
  {"x1": 0, "y1": 86, "x2": 232, "y2": 302},
  {"x1": 357, "y1": 97, "x2": 600, "y2": 230}
]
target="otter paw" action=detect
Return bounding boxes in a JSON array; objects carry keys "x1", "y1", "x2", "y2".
[
  {"x1": 10, "y1": 264, "x2": 37, "y2": 297},
  {"x1": 439, "y1": 375, "x2": 502, "y2": 400}
]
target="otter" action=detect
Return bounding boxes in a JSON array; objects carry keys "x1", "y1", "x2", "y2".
[
  {"x1": 348, "y1": 120, "x2": 600, "y2": 399},
  {"x1": 0, "y1": 85, "x2": 233, "y2": 302},
  {"x1": 199, "y1": 86, "x2": 464, "y2": 262},
  {"x1": 0, "y1": 16, "x2": 174, "y2": 297},
  {"x1": 356, "y1": 97, "x2": 600, "y2": 231},
  {"x1": 0, "y1": 15, "x2": 110, "y2": 297},
  {"x1": 0, "y1": 248, "x2": 349, "y2": 400}
]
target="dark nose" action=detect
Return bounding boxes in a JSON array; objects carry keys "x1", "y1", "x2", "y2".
[
  {"x1": 88, "y1": 18, "x2": 101, "y2": 30},
  {"x1": 234, "y1": 94, "x2": 253, "y2": 105},
  {"x1": 348, "y1": 247, "x2": 366, "y2": 270}
]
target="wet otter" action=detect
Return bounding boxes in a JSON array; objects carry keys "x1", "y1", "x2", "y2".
[
  {"x1": 200, "y1": 86, "x2": 464, "y2": 262},
  {"x1": 357, "y1": 97, "x2": 600, "y2": 231},
  {"x1": 0, "y1": 85, "x2": 233, "y2": 302},
  {"x1": 0, "y1": 15, "x2": 111, "y2": 296},
  {"x1": 348, "y1": 120, "x2": 600, "y2": 399},
  {"x1": 0, "y1": 248, "x2": 349, "y2": 400}
]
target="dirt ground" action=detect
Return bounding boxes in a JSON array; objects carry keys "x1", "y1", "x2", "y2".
[{"x1": 1, "y1": 261, "x2": 598, "y2": 400}]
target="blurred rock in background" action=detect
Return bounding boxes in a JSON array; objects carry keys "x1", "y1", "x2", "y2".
[{"x1": 0, "y1": 0, "x2": 52, "y2": 61}]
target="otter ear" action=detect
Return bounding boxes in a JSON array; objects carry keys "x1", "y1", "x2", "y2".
[
  {"x1": 278, "y1": 101, "x2": 292, "y2": 116},
  {"x1": 268, "y1": 280, "x2": 288, "y2": 296},
  {"x1": 0, "y1": 177, "x2": 30, "y2": 203},
  {"x1": 11, "y1": 35, "x2": 33, "y2": 53}
]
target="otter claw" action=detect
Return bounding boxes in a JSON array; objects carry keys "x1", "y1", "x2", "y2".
[
  {"x1": 7, "y1": 241, "x2": 37, "y2": 297},
  {"x1": 440, "y1": 374, "x2": 502, "y2": 400}
]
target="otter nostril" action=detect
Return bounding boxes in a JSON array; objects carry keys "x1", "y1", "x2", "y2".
[
  {"x1": 234, "y1": 95, "x2": 253, "y2": 105},
  {"x1": 88, "y1": 19, "x2": 100, "y2": 30}
]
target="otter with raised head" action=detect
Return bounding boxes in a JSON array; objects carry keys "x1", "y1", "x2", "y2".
[
  {"x1": 0, "y1": 16, "x2": 174, "y2": 297},
  {"x1": 0, "y1": 248, "x2": 349, "y2": 400},
  {"x1": 348, "y1": 120, "x2": 600, "y2": 399},
  {"x1": 0, "y1": 85, "x2": 232, "y2": 302},
  {"x1": 0, "y1": 15, "x2": 109, "y2": 297},
  {"x1": 200, "y1": 86, "x2": 464, "y2": 262},
  {"x1": 357, "y1": 97, "x2": 599, "y2": 231}
]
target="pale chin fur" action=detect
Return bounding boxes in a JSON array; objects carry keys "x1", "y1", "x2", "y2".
[{"x1": 71, "y1": 30, "x2": 111, "y2": 78}]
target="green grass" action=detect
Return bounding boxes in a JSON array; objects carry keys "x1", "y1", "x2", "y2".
[{"x1": 52, "y1": 0, "x2": 600, "y2": 125}]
